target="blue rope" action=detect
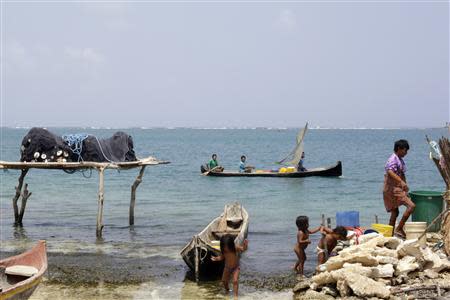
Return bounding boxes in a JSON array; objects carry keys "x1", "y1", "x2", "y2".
[{"x1": 62, "y1": 133, "x2": 89, "y2": 162}]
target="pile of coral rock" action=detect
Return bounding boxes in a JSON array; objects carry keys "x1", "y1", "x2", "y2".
[{"x1": 294, "y1": 233, "x2": 450, "y2": 299}]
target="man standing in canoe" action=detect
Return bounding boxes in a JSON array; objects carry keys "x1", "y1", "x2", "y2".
[{"x1": 383, "y1": 139, "x2": 415, "y2": 239}]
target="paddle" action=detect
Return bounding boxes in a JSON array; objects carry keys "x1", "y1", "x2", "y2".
[{"x1": 202, "y1": 165, "x2": 220, "y2": 176}]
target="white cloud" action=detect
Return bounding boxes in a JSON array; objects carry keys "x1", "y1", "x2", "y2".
[
  {"x1": 64, "y1": 47, "x2": 105, "y2": 64},
  {"x1": 105, "y1": 18, "x2": 135, "y2": 31},
  {"x1": 81, "y1": 3, "x2": 134, "y2": 32},
  {"x1": 275, "y1": 9, "x2": 298, "y2": 31},
  {"x1": 6, "y1": 41, "x2": 36, "y2": 70},
  {"x1": 81, "y1": 3, "x2": 129, "y2": 16}
]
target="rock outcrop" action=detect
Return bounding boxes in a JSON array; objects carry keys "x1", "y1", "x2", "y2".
[{"x1": 294, "y1": 233, "x2": 450, "y2": 299}]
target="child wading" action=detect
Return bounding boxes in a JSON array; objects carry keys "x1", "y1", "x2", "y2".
[
  {"x1": 293, "y1": 216, "x2": 321, "y2": 275},
  {"x1": 211, "y1": 234, "x2": 248, "y2": 298},
  {"x1": 317, "y1": 226, "x2": 348, "y2": 265},
  {"x1": 383, "y1": 139, "x2": 416, "y2": 239}
]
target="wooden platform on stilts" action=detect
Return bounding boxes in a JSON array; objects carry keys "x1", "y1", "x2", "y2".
[{"x1": 0, "y1": 156, "x2": 170, "y2": 238}]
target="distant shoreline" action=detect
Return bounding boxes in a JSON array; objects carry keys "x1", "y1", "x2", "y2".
[{"x1": 0, "y1": 126, "x2": 448, "y2": 130}]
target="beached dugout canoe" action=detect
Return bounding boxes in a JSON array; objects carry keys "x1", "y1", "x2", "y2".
[
  {"x1": 0, "y1": 240, "x2": 47, "y2": 300},
  {"x1": 201, "y1": 161, "x2": 342, "y2": 178},
  {"x1": 180, "y1": 203, "x2": 249, "y2": 278}
]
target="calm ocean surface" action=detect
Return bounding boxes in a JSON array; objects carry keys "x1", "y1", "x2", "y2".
[{"x1": 0, "y1": 127, "x2": 447, "y2": 298}]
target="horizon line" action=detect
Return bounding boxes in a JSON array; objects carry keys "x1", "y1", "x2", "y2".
[{"x1": 0, "y1": 125, "x2": 448, "y2": 130}]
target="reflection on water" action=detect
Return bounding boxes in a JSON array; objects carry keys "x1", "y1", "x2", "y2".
[{"x1": 13, "y1": 226, "x2": 29, "y2": 240}]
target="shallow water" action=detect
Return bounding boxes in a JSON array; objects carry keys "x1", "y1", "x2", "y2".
[
  {"x1": 0, "y1": 127, "x2": 447, "y2": 298},
  {"x1": 30, "y1": 281, "x2": 293, "y2": 300}
]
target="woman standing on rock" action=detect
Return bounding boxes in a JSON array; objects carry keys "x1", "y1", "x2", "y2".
[{"x1": 383, "y1": 139, "x2": 416, "y2": 239}]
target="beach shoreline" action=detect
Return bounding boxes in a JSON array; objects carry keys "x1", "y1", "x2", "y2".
[{"x1": 1, "y1": 249, "x2": 295, "y2": 299}]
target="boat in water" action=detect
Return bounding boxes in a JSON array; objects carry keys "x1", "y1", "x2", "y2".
[
  {"x1": 201, "y1": 123, "x2": 342, "y2": 177},
  {"x1": 0, "y1": 240, "x2": 47, "y2": 300},
  {"x1": 180, "y1": 203, "x2": 249, "y2": 278},
  {"x1": 202, "y1": 161, "x2": 342, "y2": 177}
]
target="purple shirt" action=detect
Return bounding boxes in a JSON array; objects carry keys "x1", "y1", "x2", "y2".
[{"x1": 385, "y1": 153, "x2": 406, "y2": 176}]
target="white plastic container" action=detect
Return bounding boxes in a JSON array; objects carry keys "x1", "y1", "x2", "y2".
[{"x1": 404, "y1": 222, "x2": 427, "y2": 246}]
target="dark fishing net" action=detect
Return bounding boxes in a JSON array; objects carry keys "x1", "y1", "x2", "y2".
[
  {"x1": 20, "y1": 128, "x2": 72, "y2": 162},
  {"x1": 80, "y1": 132, "x2": 137, "y2": 162},
  {"x1": 20, "y1": 128, "x2": 137, "y2": 163}
]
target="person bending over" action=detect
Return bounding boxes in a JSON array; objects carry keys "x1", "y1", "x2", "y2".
[{"x1": 316, "y1": 226, "x2": 348, "y2": 265}]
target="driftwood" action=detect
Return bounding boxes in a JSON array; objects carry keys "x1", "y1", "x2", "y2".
[
  {"x1": 443, "y1": 192, "x2": 450, "y2": 256},
  {"x1": 392, "y1": 284, "x2": 450, "y2": 294},
  {"x1": 418, "y1": 206, "x2": 449, "y2": 242},
  {"x1": 428, "y1": 137, "x2": 450, "y2": 255},
  {"x1": 129, "y1": 166, "x2": 146, "y2": 226}
]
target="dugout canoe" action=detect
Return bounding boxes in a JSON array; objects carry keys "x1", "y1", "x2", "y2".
[
  {"x1": 180, "y1": 203, "x2": 249, "y2": 278},
  {"x1": 201, "y1": 161, "x2": 342, "y2": 178},
  {"x1": 0, "y1": 240, "x2": 47, "y2": 300}
]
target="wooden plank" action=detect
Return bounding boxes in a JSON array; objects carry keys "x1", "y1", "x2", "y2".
[
  {"x1": 0, "y1": 156, "x2": 169, "y2": 170},
  {"x1": 194, "y1": 236, "x2": 199, "y2": 282}
]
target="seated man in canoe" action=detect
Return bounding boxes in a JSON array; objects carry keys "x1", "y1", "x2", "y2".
[
  {"x1": 208, "y1": 154, "x2": 224, "y2": 172},
  {"x1": 239, "y1": 155, "x2": 255, "y2": 173}
]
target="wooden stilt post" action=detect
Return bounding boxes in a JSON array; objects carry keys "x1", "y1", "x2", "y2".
[
  {"x1": 12, "y1": 169, "x2": 28, "y2": 226},
  {"x1": 17, "y1": 183, "x2": 32, "y2": 226},
  {"x1": 96, "y1": 167, "x2": 105, "y2": 238},
  {"x1": 194, "y1": 235, "x2": 199, "y2": 282},
  {"x1": 129, "y1": 166, "x2": 146, "y2": 226}
]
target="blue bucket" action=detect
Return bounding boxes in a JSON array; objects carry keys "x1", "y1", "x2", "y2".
[{"x1": 336, "y1": 211, "x2": 360, "y2": 228}]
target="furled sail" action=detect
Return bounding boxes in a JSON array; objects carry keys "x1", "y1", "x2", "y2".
[{"x1": 277, "y1": 123, "x2": 308, "y2": 166}]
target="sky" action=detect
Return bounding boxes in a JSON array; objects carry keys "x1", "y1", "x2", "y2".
[{"x1": 1, "y1": 1, "x2": 449, "y2": 128}]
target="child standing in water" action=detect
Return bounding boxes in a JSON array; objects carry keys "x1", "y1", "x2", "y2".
[
  {"x1": 293, "y1": 216, "x2": 322, "y2": 275},
  {"x1": 211, "y1": 234, "x2": 248, "y2": 298}
]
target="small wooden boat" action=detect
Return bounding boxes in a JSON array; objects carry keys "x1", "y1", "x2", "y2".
[
  {"x1": 180, "y1": 203, "x2": 249, "y2": 278},
  {"x1": 0, "y1": 240, "x2": 48, "y2": 300},
  {"x1": 202, "y1": 161, "x2": 342, "y2": 178}
]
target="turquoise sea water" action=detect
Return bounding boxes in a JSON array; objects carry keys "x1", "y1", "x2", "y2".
[{"x1": 0, "y1": 127, "x2": 447, "y2": 297}]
